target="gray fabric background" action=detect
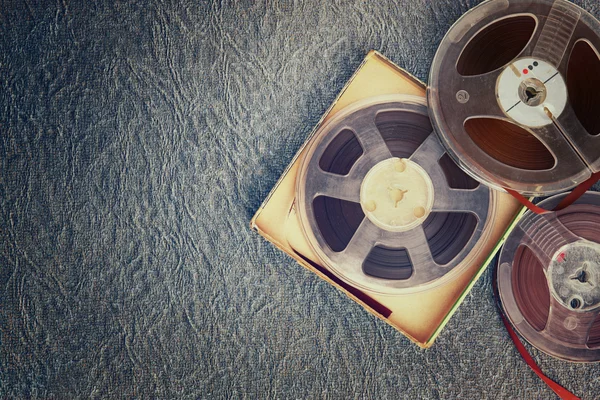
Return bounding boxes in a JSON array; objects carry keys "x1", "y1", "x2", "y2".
[{"x1": 2, "y1": 0, "x2": 600, "y2": 398}]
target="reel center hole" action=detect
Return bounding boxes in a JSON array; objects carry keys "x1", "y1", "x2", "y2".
[
  {"x1": 518, "y1": 78, "x2": 547, "y2": 106},
  {"x1": 573, "y1": 269, "x2": 588, "y2": 284},
  {"x1": 526, "y1": 87, "x2": 539, "y2": 101}
]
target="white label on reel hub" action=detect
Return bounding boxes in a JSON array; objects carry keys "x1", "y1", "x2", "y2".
[{"x1": 496, "y1": 58, "x2": 567, "y2": 127}]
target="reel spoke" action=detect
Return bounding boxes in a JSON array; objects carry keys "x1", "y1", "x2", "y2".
[
  {"x1": 432, "y1": 187, "x2": 488, "y2": 217},
  {"x1": 409, "y1": 131, "x2": 445, "y2": 166},
  {"x1": 313, "y1": 170, "x2": 362, "y2": 204},
  {"x1": 527, "y1": 1, "x2": 581, "y2": 69},
  {"x1": 527, "y1": 113, "x2": 590, "y2": 176},
  {"x1": 453, "y1": 70, "x2": 506, "y2": 121},
  {"x1": 519, "y1": 212, "x2": 581, "y2": 268},
  {"x1": 381, "y1": 225, "x2": 437, "y2": 283},
  {"x1": 553, "y1": 102, "x2": 600, "y2": 172},
  {"x1": 410, "y1": 133, "x2": 452, "y2": 201},
  {"x1": 412, "y1": 132, "x2": 490, "y2": 218},
  {"x1": 403, "y1": 225, "x2": 436, "y2": 270},
  {"x1": 543, "y1": 297, "x2": 599, "y2": 346},
  {"x1": 329, "y1": 219, "x2": 380, "y2": 274},
  {"x1": 348, "y1": 116, "x2": 391, "y2": 161}
]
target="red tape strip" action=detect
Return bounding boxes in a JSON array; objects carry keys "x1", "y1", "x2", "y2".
[
  {"x1": 493, "y1": 270, "x2": 580, "y2": 399},
  {"x1": 499, "y1": 312, "x2": 580, "y2": 400},
  {"x1": 506, "y1": 172, "x2": 600, "y2": 215}
]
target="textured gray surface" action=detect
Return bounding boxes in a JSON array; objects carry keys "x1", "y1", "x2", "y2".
[{"x1": 2, "y1": 0, "x2": 600, "y2": 399}]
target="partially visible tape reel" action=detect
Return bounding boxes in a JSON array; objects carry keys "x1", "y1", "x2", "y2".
[
  {"x1": 428, "y1": 0, "x2": 600, "y2": 196},
  {"x1": 498, "y1": 192, "x2": 600, "y2": 362},
  {"x1": 296, "y1": 95, "x2": 496, "y2": 295}
]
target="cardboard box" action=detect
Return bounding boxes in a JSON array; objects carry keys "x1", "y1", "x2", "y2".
[{"x1": 251, "y1": 50, "x2": 525, "y2": 347}]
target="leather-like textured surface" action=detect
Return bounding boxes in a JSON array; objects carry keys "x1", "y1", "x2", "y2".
[{"x1": 1, "y1": 0, "x2": 600, "y2": 398}]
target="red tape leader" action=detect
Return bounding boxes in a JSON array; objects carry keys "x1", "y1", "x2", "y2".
[
  {"x1": 493, "y1": 271, "x2": 581, "y2": 400},
  {"x1": 506, "y1": 172, "x2": 600, "y2": 215}
]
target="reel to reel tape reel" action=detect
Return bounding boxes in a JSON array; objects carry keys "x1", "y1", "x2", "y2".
[
  {"x1": 295, "y1": 95, "x2": 495, "y2": 294},
  {"x1": 497, "y1": 192, "x2": 600, "y2": 363},
  {"x1": 428, "y1": 0, "x2": 600, "y2": 196}
]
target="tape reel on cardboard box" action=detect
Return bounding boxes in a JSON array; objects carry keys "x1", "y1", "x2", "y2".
[{"x1": 296, "y1": 95, "x2": 497, "y2": 294}]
